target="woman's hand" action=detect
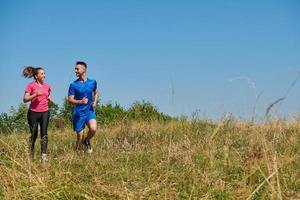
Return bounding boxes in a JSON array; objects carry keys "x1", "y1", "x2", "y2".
[
  {"x1": 48, "y1": 95, "x2": 56, "y2": 104},
  {"x1": 36, "y1": 91, "x2": 43, "y2": 96},
  {"x1": 23, "y1": 92, "x2": 41, "y2": 103}
]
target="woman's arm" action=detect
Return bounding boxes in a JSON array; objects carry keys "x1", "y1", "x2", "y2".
[
  {"x1": 23, "y1": 92, "x2": 42, "y2": 103},
  {"x1": 48, "y1": 95, "x2": 56, "y2": 104}
]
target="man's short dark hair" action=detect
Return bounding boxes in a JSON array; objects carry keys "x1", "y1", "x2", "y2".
[{"x1": 76, "y1": 61, "x2": 87, "y2": 68}]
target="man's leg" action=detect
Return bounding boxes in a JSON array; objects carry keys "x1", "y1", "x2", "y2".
[
  {"x1": 83, "y1": 118, "x2": 97, "y2": 153},
  {"x1": 75, "y1": 131, "x2": 84, "y2": 150},
  {"x1": 86, "y1": 119, "x2": 97, "y2": 142},
  {"x1": 73, "y1": 114, "x2": 85, "y2": 150}
]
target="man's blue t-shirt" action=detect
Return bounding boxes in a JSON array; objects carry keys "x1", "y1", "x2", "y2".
[{"x1": 68, "y1": 78, "x2": 97, "y2": 115}]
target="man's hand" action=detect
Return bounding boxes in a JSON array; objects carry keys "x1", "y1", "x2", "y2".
[
  {"x1": 81, "y1": 97, "x2": 88, "y2": 104},
  {"x1": 92, "y1": 101, "x2": 97, "y2": 109}
]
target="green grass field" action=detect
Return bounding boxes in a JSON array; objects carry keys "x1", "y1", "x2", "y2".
[{"x1": 0, "y1": 119, "x2": 299, "y2": 199}]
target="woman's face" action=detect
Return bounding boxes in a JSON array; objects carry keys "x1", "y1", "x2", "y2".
[{"x1": 35, "y1": 69, "x2": 46, "y2": 82}]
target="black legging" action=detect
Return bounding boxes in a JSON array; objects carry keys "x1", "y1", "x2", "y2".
[{"x1": 27, "y1": 110, "x2": 50, "y2": 154}]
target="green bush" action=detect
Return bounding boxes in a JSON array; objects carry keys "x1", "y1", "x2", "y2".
[
  {"x1": 0, "y1": 104, "x2": 28, "y2": 134},
  {"x1": 0, "y1": 100, "x2": 172, "y2": 134},
  {"x1": 95, "y1": 103, "x2": 126, "y2": 126},
  {"x1": 48, "y1": 102, "x2": 60, "y2": 129},
  {"x1": 127, "y1": 100, "x2": 171, "y2": 122},
  {"x1": 59, "y1": 97, "x2": 73, "y2": 128}
]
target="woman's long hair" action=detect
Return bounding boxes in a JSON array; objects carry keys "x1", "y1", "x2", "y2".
[{"x1": 23, "y1": 66, "x2": 43, "y2": 79}]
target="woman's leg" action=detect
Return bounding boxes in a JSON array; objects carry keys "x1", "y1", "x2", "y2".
[
  {"x1": 39, "y1": 111, "x2": 50, "y2": 155},
  {"x1": 27, "y1": 110, "x2": 39, "y2": 157}
]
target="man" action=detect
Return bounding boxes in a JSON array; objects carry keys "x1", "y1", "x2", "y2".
[{"x1": 68, "y1": 61, "x2": 99, "y2": 153}]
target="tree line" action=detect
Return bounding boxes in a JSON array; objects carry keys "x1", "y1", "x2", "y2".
[{"x1": 0, "y1": 98, "x2": 172, "y2": 134}]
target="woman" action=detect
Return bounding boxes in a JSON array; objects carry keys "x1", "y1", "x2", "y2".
[{"x1": 23, "y1": 66, "x2": 54, "y2": 161}]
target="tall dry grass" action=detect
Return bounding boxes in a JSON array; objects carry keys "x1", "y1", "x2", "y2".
[{"x1": 0, "y1": 119, "x2": 299, "y2": 199}]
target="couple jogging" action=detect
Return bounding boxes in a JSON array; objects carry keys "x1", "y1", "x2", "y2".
[{"x1": 23, "y1": 61, "x2": 98, "y2": 161}]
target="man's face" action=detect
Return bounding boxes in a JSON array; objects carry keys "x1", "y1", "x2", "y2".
[{"x1": 75, "y1": 64, "x2": 86, "y2": 77}]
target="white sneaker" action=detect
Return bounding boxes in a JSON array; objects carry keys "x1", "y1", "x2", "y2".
[
  {"x1": 87, "y1": 148, "x2": 93, "y2": 154},
  {"x1": 83, "y1": 138, "x2": 93, "y2": 154},
  {"x1": 41, "y1": 153, "x2": 48, "y2": 162}
]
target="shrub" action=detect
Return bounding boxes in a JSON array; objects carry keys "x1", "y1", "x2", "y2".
[
  {"x1": 95, "y1": 103, "x2": 126, "y2": 126},
  {"x1": 127, "y1": 100, "x2": 171, "y2": 122},
  {"x1": 0, "y1": 100, "x2": 172, "y2": 134},
  {"x1": 0, "y1": 104, "x2": 28, "y2": 134}
]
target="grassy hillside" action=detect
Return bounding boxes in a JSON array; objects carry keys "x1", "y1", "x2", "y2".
[{"x1": 0, "y1": 119, "x2": 299, "y2": 199}]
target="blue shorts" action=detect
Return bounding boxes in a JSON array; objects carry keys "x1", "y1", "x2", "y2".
[{"x1": 72, "y1": 111, "x2": 96, "y2": 133}]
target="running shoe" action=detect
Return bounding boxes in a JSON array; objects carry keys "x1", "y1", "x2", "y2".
[{"x1": 83, "y1": 138, "x2": 93, "y2": 153}]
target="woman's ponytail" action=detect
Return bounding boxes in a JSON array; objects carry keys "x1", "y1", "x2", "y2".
[{"x1": 23, "y1": 66, "x2": 36, "y2": 78}]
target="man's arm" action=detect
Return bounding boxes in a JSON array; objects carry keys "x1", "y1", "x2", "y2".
[
  {"x1": 92, "y1": 90, "x2": 99, "y2": 109},
  {"x1": 68, "y1": 95, "x2": 88, "y2": 105}
]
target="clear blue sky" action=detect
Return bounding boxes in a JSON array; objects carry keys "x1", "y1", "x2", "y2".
[{"x1": 1, "y1": 0, "x2": 299, "y2": 120}]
